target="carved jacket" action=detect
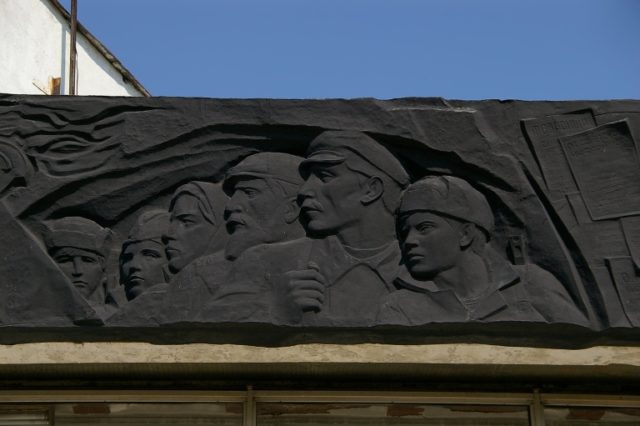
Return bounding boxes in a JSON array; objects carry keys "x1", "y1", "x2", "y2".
[
  {"x1": 218, "y1": 236, "x2": 401, "y2": 326},
  {"x1": 106, "y1": 282, "x2": 169, "y2": 326},
  {"x1": 378, "y1": 246, "x2": 590, "y2": 326},
  {"x1": 295, "y1": 236, "x2": 401, "y2": 327},
  {"x1": 159, "y1": 251, "x2": 264, "y2": 323}
]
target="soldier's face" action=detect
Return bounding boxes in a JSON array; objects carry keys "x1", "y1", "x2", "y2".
[
  {"x1": 298, "y1": 160, "x2": 365, "y2": 236},
  {"x1": 224, "y1": 177, "x2": 289, "y2": 259},
  {"x1": 51, "y1": 247, "x2": 104, "y2": 298},
  {"x1": 399, "y1": 211, "x2": 462, "y2": 280},
  {"x1": 120, "y1": 240, "x2": 167, "y2": 301},
  {"x1": 165, "y1": 194, "x2": 217, "y2": 273}
]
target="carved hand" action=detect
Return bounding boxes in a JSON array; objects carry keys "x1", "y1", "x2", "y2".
[{"x1": 285, "y1": 262, "x2": 327, "y2": 313}]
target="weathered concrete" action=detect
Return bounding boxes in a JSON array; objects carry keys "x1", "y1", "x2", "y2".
[
  {"x1": 1, "y1": 342, "x2": 638, "y2": 365},
  {"x1": 0, "y1": 343, "x2": 638, "y2": 387}
]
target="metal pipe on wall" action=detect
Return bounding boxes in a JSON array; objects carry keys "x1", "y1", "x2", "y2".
[{"x1": 69, "y1": 0, "x2": 78, "y2": 95}]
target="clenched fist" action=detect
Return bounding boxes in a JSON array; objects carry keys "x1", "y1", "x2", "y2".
[{"x1": 285, "y1": 262, "x2": 327, "y2": 312}]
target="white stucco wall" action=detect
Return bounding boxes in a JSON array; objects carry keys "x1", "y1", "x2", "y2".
[{"x1": 0, "y1": 0, "x2": 144, "y2": 96}]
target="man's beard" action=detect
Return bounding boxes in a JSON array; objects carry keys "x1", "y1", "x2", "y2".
[{"x1": 224, "y1": 226, "x2": 271, "y2": 260}]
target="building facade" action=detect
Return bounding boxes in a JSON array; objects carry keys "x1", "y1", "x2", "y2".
[
  {"x1": 0, "y1": 3, "x2": 638, "y2": 426},
  {"x1": 0, "y1": 0, "x2": 148, "y2": 96}
]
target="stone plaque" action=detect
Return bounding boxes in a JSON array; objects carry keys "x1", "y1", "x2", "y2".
[
  {"x1": 0, "y1": 94, "x2": 639, "y2": 346},
  {"x1": 560, "y1": 120, "x2": 640, "y2": 220},
  {"x1": 522, "y1": 110, "x2": 595, "y2": 194}
]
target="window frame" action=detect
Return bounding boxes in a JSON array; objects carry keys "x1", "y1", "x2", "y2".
[{"x1": 0, "y1": 390, "x2": 638, "y2": 426}]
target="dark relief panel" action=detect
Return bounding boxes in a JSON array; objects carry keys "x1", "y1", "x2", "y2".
[{"x1": 1, "y1": 94, "x2": 639, "y2": 346}]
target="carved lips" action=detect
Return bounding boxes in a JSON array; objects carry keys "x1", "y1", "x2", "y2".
[
  {"x1": 125, "y1": 275, "x2": 144, "y2": 285},
  {"x1": 225, "y1": 214, "x2": 248, "y2": 233},
  {"x1": 71, "y1": 280, "x2": 89, "y2": 289},
  {"x1": 164, "y1": 245, "x2": 181, "y2": 260},
  {"x1": 300, "y1": 201, "x2": 323, "y2": 217},
  {"x1": 405, "y1": 251, "x2": 424, "y2": 262}
]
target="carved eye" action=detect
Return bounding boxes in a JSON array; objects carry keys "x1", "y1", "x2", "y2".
[
  {"x1": 141, "y1": 249, "x2": 161, "y2": 259},
  {"x1": 242, "y1": 187, "x2": 260, "y2": 198},
  {"x1": 81, "y1": 256, "x2": 98, "y2": 264},
  {"x1": 417, "y1": 222, "x2": 435, "y2": 233},
  {"x1": 177, "y1": 215, "x2": 197, "y2": 227},
  {"x1": 316, "y1": 170, "x2": 335, "y2": 182}
]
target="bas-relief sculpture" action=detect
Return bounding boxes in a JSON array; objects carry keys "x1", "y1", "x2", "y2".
[
  {"x1": 379, "y1": 176, "x2": 587, "y2": 325},
  {"x1": 43, "y1": 216, "x2": 117, "y2": 319},
  {"x1": 119, "y1": 209, "x2": 170, "y2": 301},
  {"x1": 1, "y1": 94, "x2": 640, "y2": 345}
]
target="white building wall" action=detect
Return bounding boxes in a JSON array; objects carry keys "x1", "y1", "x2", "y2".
[{"x1": 0, "y1": 0, "x2": 144, "y2": 96}]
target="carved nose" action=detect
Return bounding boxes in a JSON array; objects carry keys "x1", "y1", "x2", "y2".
[
  {"x1": 224, "y1": 197, "x2": 244, "y2": 218},
  {"x1": 163, "y1": 221, "x2": 178, "y2": 243},
  {"x1": 128, "y1": 260, "x2": 141, "y2": 273},
  {"x1": 297, "y1": 181, "x2": 315, "y2": 201},
  {"x1": 71, "y1": 257, "x2": 82, "y2": 276},
  {"x1": 402, "y1": 230, "x2": 419, "y2": 249}
]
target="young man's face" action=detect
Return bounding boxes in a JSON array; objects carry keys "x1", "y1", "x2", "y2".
[
  {"x1": 120, "y1": 240, "x2": 167, "y2": 301},
  {"x1": 164, "y1": 194, "x2": 217, "y2": 273},
  {"x1": 51, "y1": 247, "x2": 104, "y2": 298},
  {"x1": 399, "y1": 211, "x2": 462, "y2": 280},
  {"x1": 297, "y1": 159, "x2": 366, "y2": 236}
]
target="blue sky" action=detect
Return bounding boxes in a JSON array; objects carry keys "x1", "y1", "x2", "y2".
[{"x1": 59, "y1": 0, "x2": 640, "y2": 100}]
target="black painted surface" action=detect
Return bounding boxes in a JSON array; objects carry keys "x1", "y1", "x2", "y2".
[{"x1": 1, "y1": 94, "x2": 639, "y2": 345}]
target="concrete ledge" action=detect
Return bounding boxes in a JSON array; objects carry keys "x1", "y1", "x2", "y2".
[
  {"x1": 0, "y1": 343, "x2": 638, "y2": 384},
  {"x1": 1, "y1": 342, "x2": 639, "y2": 365}
]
